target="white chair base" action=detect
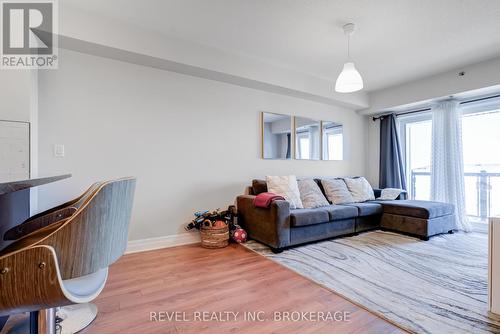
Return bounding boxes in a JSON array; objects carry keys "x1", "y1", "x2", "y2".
[{"x1": 57, "y1": 304, "x2": 98, "y2": 334}]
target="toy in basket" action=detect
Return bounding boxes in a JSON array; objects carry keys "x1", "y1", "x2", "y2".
[{"x1": 186, "y1": 206, "x2": 246, "y2": 248}]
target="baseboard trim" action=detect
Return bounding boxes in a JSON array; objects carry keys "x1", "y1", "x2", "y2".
[{"x1": 126, "y1": 232, "x2": 200, "y2": 254}]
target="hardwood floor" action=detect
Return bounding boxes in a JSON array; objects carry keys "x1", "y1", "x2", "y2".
[{"x1": 81, "y1": 244, "x2": 407, "y2": 334}]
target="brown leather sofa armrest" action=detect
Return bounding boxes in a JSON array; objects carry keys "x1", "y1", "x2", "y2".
[{"x1": 236, "y1": 195, "x2": 291, "y2": 249}]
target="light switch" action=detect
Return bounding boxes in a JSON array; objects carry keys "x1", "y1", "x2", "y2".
[{"x1": 54, "y1": 144, "x2": 65, "y2": 157}]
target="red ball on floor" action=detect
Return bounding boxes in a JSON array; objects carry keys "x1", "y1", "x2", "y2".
[{"x1": 232, "y1": 228, "x2": 247, "y2": 243}]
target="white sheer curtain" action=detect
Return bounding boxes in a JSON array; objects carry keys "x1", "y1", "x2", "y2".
[{"x1": 431, "y1": 100, "x2": 471, "y2": 232}]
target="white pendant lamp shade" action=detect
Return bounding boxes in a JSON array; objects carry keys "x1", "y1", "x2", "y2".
[
  {"x1": 335, "y1": 62, "x2": 363, "y2": 93},
  {"x1": 335, "y1": 23, "x2": 364, "y2": 93}
]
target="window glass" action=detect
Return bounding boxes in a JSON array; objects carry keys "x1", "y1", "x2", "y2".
[{"x1": 399, "y1": 108, "x2": 500, "y2": 221}]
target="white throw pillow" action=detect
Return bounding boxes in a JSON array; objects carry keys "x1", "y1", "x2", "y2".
[
  {"x1": 321, "y1": 178, "x2": 354, "y2": 204},
  {"x1": 297, "y1": 178, "x2": 329, "y2": 209},
  {"x1": 377, "y1": 188, "x2": 403, "y2": 200},
  {"x1": 343, "y1": 177, "x2": 375, "y2": 202},
  {"x1": 266, "y1": 175, "x2": 303, "y2": 209}
]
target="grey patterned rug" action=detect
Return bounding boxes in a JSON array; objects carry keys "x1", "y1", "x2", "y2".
[{"x1": 243, "y1": 229, "x2": 500, "y2": 334}]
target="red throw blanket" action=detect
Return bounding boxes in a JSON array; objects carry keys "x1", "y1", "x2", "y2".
[{"x1": 253, "y1": 192, "x2": 286, "y2": 208}]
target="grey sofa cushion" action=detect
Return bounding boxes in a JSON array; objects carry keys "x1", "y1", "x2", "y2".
[
  {"x1": 290, "y1": 219, "x2": 355, "y2": 245},
  {"x1": 323, "y1": 205, "x2": 358, "y2": 221},
  {"x1": 381, "y1": 213, "x2": 456, "y2": 238},
  {"x1": 377, "y1": 200, "x2": 454, "y2": 219},
  {"x1": 345, "y1": 202, "x2": 383, "y2": 217},
  {"x1": 290, "y1": 208, "x2": 330, "y2": 227}
]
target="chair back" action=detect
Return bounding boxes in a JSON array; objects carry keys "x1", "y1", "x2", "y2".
[
  {"x1": 4, "y1": 182, "x2": 104, "y2": 241},
  {"x1": 0, "y1": 178, "x2": 136, "y2": 315},
  {"x1": 42, "y1": 177, "x2": 136, "y2": 279}
]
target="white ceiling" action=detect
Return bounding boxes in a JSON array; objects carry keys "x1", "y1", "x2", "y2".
[{"x1": 64, "y1": 0, "x2": 500, "y2": 92}]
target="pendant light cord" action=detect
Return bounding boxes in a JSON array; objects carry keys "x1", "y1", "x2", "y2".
[{"x1": 347, "y1": 32, "x2": 350, "y2": 60}]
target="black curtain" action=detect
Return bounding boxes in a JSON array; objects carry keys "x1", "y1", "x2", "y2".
[
  {"x1": 285, "y1": 133, "x2": 291, "y2": 159},
  {"x1": 379, "y1": 114, "x2": 406, "y2": 190}
]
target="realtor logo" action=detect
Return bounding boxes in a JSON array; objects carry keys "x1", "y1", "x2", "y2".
[{"x1": 1, "y1": 0, "x2": 58, "y2": 69}]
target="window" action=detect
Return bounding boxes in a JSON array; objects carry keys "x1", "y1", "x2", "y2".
[
  {"x1": 399, "y1": 103, "x2": 500, "y2": 221},
  {"x1": 462, "y1": 109, "x2": 500, "y2": 219},
  {"x1": 398, "y1": 113, "x2": 432, "y2": 201}
]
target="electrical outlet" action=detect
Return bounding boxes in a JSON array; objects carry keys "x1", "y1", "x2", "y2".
[{"x1": 54, "y1": 144, "x2": 65, "y2": 157}]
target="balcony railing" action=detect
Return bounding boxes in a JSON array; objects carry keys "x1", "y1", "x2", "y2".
[{"x1": 411, "y1": 170, "x2": 500, "y2": 219}]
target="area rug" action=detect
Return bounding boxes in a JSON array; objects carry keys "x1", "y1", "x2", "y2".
[{"x1": 243, "y1": 229, "x2": 500, "y2": 333}]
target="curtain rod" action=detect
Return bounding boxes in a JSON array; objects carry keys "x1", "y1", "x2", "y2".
[{"x1": 372, "y1": 93, "x2": 500, "y2": 121}]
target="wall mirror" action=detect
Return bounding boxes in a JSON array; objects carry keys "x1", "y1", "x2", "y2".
[
  {"x1": 262, "y1": 112, "x2": 292, "y2": 159},
  {"x1": 294, "y1": 117, "x2": 321, "y2": 160},
  {"x1": 322, "y1": 121, "x2": 344, "y2": 160}
]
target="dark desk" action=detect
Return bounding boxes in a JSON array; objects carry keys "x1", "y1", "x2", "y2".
[
  {"x1": 0, "y1": 174, "x2": 71, "y2": 252},
  {"x1": 0, "y1": 174, "x2": 71, "y2": 331},
  {"x1": 0, "y1": 175, "x2": 71, "y2": 196}
]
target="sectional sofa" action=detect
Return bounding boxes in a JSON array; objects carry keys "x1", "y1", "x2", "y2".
[{"x1": 237, "y1": 178, "x2": 457, "y2": 253}]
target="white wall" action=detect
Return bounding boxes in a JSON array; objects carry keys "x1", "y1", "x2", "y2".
[
  {"x1": 360, "y1": 55, "x2": 500, "y2": 115},
  {"x1": 0, "y1": 71, "x2": 31, "y2": 122},
  {"x1": 57, "y1": 5, "x2": 369, "y2": 109},
  {"x1": 0, "y1": 70, "x2": 39, "y2": 213},
  {"x1": 37, "y1": 50, "x2": 369, "y2": 241},
  {"x1": 361, "y1": 55, "x2": 500, "y2": 188}
]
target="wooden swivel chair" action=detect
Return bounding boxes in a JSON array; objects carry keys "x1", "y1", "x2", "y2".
[{"x1": 0, "y1": 177, "x2": 136, "y2": 334}]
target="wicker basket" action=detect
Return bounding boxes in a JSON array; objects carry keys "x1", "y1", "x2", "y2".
[{"x1": 200, "y1": 225, "x2": 229, "y2": 249}]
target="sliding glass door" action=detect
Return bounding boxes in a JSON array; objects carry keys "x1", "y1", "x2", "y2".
[
  {"x1": 399, "y1": 105, "x2": 500, "y2": 221},
  {"x1": 399, "y1": 113, "x2": 432, "y2": 201},
  {"x1": 462, "y1": 109, "x2": 500, "y2": 219}
]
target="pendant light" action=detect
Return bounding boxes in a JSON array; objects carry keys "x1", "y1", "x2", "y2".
[{"x1": 335, "y1": 23, "x2": 364, "y2": 93}]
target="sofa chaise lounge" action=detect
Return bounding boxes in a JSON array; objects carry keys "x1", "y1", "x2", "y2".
[{"x1": 237, "y1": 179, "x2": 456, "y2": 252}]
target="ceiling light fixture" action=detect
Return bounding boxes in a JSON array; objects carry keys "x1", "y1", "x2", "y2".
[{"x1": 335, "y1": 23, "x2": 364, "y2": 93}]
